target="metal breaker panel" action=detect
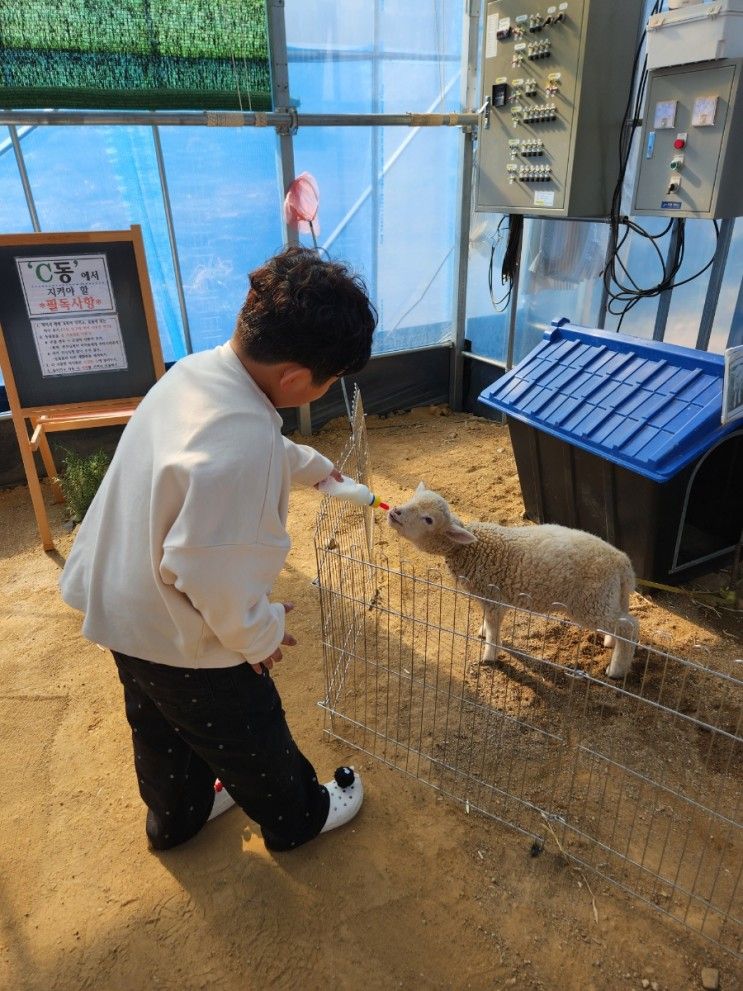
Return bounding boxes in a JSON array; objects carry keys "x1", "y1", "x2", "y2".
[
  {"x1": 475, "y1": 0, "x2": 644, "y2": 217},
  {"x1": 632, "y1": 59, "x2": 743, "y2": 219}
]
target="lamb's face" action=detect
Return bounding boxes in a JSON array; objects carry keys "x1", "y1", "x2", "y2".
[{"x1": 387, "y1": 483, "x2": 476, "y2": 552}]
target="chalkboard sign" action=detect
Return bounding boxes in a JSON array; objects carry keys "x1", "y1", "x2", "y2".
[
  {"x1": 0, "y1": 227, "x2": 165, "y2": 550},
  {"x1": 0, "y1": 228, "x2": 164, "y2": 409}
]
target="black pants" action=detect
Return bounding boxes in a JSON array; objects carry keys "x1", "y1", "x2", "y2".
[{"x1": 113, "y1": 651, "x2": 330, "y2": 852}]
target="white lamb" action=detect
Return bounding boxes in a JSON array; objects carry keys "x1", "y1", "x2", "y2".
[{"x1": 387, "y1": 483, "x2": 639, "y2": 679}]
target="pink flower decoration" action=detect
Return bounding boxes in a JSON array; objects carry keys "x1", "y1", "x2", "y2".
[{"x1": 283, "y1": 172, "x2": 320, "y2": 236}]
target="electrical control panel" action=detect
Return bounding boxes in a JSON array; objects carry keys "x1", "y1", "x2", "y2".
[
  {"x1": 475, "y1": 0, "x2": 645, "y2": 217},
  {"x1": 632, "y1": 59, "x2": 743, "y2": 219}
]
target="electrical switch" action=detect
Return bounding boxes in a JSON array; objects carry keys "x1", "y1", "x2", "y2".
[
  {"x1": 512, "y1": 42, "x2": 527, "y2": 67},
  {"x1": 670, "y1": 156, "x2": 684, "y2": 171},
  {"x1": 673, "y1": 136, "x2": 686, "y2": 150},
  {"x1": 493, "y1": 81, "x2": 510, "y2": 108},
  {"x1": 546, "y1": 72, "x2": 562, "y2": 96},
  {"x1": 667, "y1": 178, "x2": 681, "y2": 194},
  {"x1": 528, "y1": 13, "x2": 544, "y2": 32}
]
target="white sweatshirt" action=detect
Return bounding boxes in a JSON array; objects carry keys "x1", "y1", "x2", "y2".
[{"x1": 59, "y1": 342, "x2": 333, "y2": 668}]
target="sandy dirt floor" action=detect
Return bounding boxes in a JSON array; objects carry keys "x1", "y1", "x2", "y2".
[{"x1": 0, "y1": 407, "x2": 741, "y2": 991}]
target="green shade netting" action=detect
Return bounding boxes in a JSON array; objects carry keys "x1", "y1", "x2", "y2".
[{"x1": 0, "y1": 1, "x2": 271, "y2": 111}]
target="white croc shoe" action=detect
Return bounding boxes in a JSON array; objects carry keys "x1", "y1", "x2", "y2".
[
  {"x1": 208, "y1": 779, "x2": 235, "y2": 821},
  {"x1": 320, "y1": 766, "x2": 364, "y2": 833}
]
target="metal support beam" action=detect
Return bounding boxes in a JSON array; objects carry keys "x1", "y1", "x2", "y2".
[
  {"x1": 450, "y1": 133, "x2": 475, "y2": 410},
  {"x1": 267, "y1": 0, "x2": 297, "y2": 250},
  {"x1": 696, "y1": 218, "x2": 734, "y2": 351},
  {"x1": 652, "y1": 219, "x2": 683, "y2": 342},
  {"x1": 0, "y1": 109, "x2": 481, "y2": 129},
  {"x1": 728, "y1": 268, "x2": 743, "y2": 349},
  {"x1": 267, "y1": 0, "x2": 312, "y2": 435},
  {"x1": 462, "y1": 350, "x2": 506, "y2": 370},
  {"x1": 9, "y1": 125, "x2": 41, "y2": 232},
  {"x1": 505, "y1": 236, "x2": 522, "y2": 371},
  {"x1": 370, "y1": 0, "x2": 381, "y2": 310},
  {"x1": 151, "y1": 125, "x2": 193, "y2": 354},
  {"x1": 449, "y1": 0, "x2": 481, "y2": 411},
  {"x1": 596, "y1": 227, "x2": 615, "y2": 329}
]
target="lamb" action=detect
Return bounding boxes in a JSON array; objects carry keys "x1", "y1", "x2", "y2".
[{"x1": 387, "y1": 483, "x2": 639, "y2": 679}]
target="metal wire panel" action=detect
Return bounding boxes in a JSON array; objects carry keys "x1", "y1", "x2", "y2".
[{"x1": 314, "y1": 393, "x2": 743, "y2": 957}]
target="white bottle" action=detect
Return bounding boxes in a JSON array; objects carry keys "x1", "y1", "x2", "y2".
[{"x1": 317, "y1": 475, "x2": 389, "y2": 510}]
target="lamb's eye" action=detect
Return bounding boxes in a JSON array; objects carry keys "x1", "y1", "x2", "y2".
[{"x1": 423, "y1": 516, "x2": 433, "y2": 525}]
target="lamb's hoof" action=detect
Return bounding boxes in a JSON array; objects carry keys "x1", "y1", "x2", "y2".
[
  {"x1": 482, "y1": 647, "x2": 500, "y2": 665},
  {"x1": 605, "y1": 664, "x2": 629, "y2": 680},
  {"x1": 603, "y1": 634, "x2": 615, "y2": 648}
]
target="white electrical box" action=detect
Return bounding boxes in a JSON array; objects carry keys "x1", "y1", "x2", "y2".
[
  {"x1": 474, "y1": 0, "x2": 645, "y2": 217},
  {"x1": 632, "y1": 58, "x2": 743, "y2": 218},
  {"x1": 647, "y1": 1, "x2": 743, "y2": 71}
]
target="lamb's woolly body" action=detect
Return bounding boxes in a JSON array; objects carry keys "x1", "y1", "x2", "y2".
[
  {"x1": 446, "y1": 522, "x2": 635, "y2": 631},
  {"x1": 388, "y1": 485, "x2": 639, "y2": 678}
]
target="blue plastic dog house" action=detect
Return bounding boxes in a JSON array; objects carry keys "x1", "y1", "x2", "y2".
[{"x1": 478, "y1": 319, "x2": 743, "y2": 584}]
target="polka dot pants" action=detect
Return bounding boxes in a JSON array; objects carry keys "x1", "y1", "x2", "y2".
[{"x1": 113, "y1": 651, "x2": 330, "y2": 852}]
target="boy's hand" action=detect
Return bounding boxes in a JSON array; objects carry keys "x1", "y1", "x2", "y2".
[
  {"x1": 315, "y1": 466, "x2": 344, "y2": 489},
  {"x1": 252, "y1": 603, "x2": 295, "y2": 674}
]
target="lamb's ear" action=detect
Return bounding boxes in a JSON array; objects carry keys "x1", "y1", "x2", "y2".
[
  {"x1": 445, "y1": 523, "x2": 477, "y2": 545},
  {"x1": 416, "y1": 481, "x2": 427, "y2": 494}
]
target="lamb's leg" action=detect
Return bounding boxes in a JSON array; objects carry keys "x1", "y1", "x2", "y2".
[
  {"x1": 481, "y1": 606, "x2": 504, "y2": 664},
  {"x1": 603, "y1": 633, "x2": 615, "y2": 648},
  {"x1": 605, "y1": 615, "x2": 639, "y2": 679}
]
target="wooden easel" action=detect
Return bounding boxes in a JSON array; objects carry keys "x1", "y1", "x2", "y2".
[{"x1": 0, "y1": 227, "x2": 165, "y2": 550}]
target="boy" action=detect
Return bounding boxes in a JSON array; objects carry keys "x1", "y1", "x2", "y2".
[{"x1": 60, "y1": 246, "x2": 377, "y2": 852}]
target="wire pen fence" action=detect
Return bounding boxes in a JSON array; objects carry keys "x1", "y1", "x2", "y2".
[{"x1": 314, "y1": 389, "x2": 742, "y2": 957}]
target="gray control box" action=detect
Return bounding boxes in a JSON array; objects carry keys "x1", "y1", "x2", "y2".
[
  {"x1": 474, "y1": 0, "x2": 644, "y2": 217},
  {"x1": 632, "y1": 59, "x2": 743, "y2": 219}
]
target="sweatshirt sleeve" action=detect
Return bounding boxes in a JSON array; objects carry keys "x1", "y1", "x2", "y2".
[
  {"x1": 159, "y1": 542, "x2": 287, "y2": 664},
  {"x1": 282, "y1": 435, "x2": 334, "y2": 487}
]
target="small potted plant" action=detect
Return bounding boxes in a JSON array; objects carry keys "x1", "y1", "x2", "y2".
[{"x1": 55, "y1": 447, "x2": 111, "y2": 526}]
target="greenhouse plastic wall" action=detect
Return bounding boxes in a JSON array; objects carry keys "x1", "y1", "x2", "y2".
[
  {"x1": 0, "y1": 0, "x2": 465, "y2": 396},
  {"x1": 0, "y1": 0, "x2": 742, "y2": 403},
  {"x1": 0, "y1": 129, "x2": 34, "y2": 235},
  {"x1": 156, "y1": 126, "x2": 284, "y2": 354},
  {"x1": 286, "y1": 0, "x2": 463, "y2": 354}
]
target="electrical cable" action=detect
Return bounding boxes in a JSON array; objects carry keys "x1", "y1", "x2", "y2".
[
  {"x1": 487, "y1": 215, "x2": 512, "y2": 310},
  {"x1": 488, "y1": 213, "x2": 523, "y2": 312}
]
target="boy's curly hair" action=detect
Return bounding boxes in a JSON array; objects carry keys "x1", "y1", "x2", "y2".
[{"x1": 234, "y1": 246, "x2": 377, "y2": 383}]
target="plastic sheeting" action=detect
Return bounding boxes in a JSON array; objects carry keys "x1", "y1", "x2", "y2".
[
  {"x1": 524, "y1": 219, "x2": 605, "y2": 290},
  {"x1": 18, "y1": 125, "x2": 185, "y2": 363},
  {"x1": 286, "y1": 0, "x2": 463, "y2": 356},
  {"x1": 280, "y1": 346, "x2": 451, "y2": 434}
]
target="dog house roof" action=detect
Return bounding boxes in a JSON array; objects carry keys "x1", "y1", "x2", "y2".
[{"x1": 478, "y1": 319, "x2": 737, "y2": 483}]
